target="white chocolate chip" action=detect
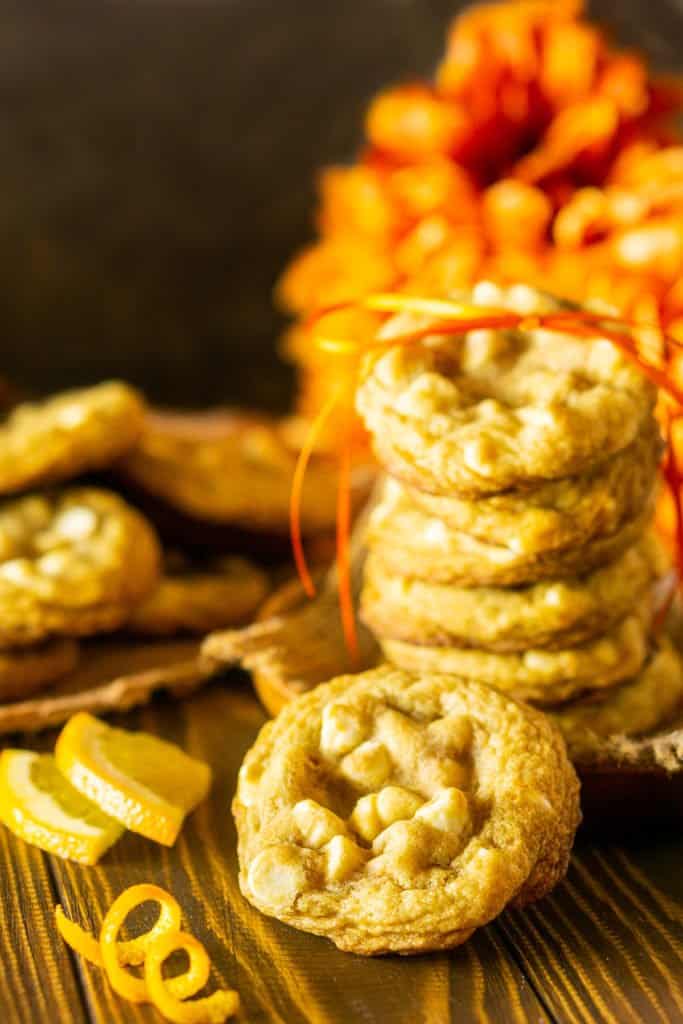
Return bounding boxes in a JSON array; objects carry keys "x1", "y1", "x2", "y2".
[
  {"x1": 427, "y1": 714, "x2": 472, "y2": 756},
  {"x1": 237, "y1": 760, "x2": 261, "y2": 808},
  {"x1": 350, "y1": 786, "x2": 423, "y2": 842},
  {"x1": 376, "y1": 786, "x2": 424, "y2": 826},
  {"x1": 324, "y1": 835, "x2": 368, "y2": 883},
  {"x1": 340, "y1": 740, "x2": 393, "y2": 790},
  {"x1": 247, "y1": 845, "x2": 308, "y2": 910},
  {"x1": 292, "y1": 799, "x2": 348, "y2": 849},
  {"x1": 320, "y1": 702, "x2": 368, "y2": 758},
  {"x1": 472, "y1": 280, "x2": 504, "y2": 306},
  {"x1": 54, "y1": 506, "x2": 98, "y2": 541},
  {"x1": 463, "y1": 437, "x2": 497, "y2": 476},
  {"x1": 415, "y1": 788, "x2": 469, "y2": 835}
]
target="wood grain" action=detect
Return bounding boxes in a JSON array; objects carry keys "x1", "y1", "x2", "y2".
[
  {"x1": 35, "y1": 681, "x2": 553, "y2": 1023},
  {"x1": 0, "y1": 672, "x2": 682, "y2": 1022},
  {"x1": 0, "y1": 821, "x2": 87, "y2": 1024},
  {"x1": 498, "y1": 841, "x2": 683, "y2": 1024}
]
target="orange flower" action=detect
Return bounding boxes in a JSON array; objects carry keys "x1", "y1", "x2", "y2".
[{"x1": 274, "y1": 0, "x2": 683, "y2": 441}]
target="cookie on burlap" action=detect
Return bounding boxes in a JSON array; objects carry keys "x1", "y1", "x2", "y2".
[
  {"x1": 550, "y1": 639, "x2": 683, "y2": 761},
  {"x1": 234, "y1": 665, "x2": 580, "y2": 954}
]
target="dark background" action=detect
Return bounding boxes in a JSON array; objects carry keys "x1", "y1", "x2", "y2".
[{"x1": 1, "y1": 0, "x2": 681, "y2": 409}]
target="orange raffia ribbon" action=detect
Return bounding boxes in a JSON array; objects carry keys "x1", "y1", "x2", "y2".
[
  {"x1": 290, "y1": 291, "x2": 683, "y2": 656},
  {"x1": 660, "y1": 410, "x2": 683, "y2": 622},
  {"x1": 288, "y1": 389, "x2": 341, "y2": 599},
  {"x1": 336, "y1": 405, "x2": 359, "y2": 661}
]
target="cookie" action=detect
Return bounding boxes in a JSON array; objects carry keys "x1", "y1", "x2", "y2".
[
  {"x1": 234, "y1": 665, "x2": 580, "y2": 954},
  {"x1": 128, "y1": 556, "x2": 268, "y2": 635},
  {"x1": 0, "y1": 639, "x2": 79, "y2": 702},
  {"x1": 406, "y1": 423, "x2": 661, "y2": 556},
  {"x1": 380, "y1": 609, "x2": 651, "y2": 704},
  {"x1": 118, "y1": 409, "x2": 374, "y2": 536},
  {"x1": 366, "y1": 478, "x2": 652, "y2": 586},
  {"x1": 356, "y1": 283, "x2": 656, "y2": 496},
  {"x1": 362, "y1": 536, "x2": 664, "y2": 653},
  {"x1": 0, "y1": 488, "x2": 161, "y2": 646},
  {"x1": 550, "y1": 640, "x2": 683, "y2": 761},
  {"x1": 0, "y1": 382, "x2": 145, "y2": 495}
]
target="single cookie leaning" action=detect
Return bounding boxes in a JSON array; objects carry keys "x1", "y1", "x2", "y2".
[
  {"x1": 0, "y1": 488, "x2": 161, "y2": 647},
  {"x1": 0, "y1": 382, "x2": 145, "y2": 495},
  {"x1": 381, "y1": 609, "x2": 651, "y2": 705},
  {"x1": 366, "y1": 478, "x2": 652, "y2": 587},
  {"x1": 362, "y1": 536, "x2": 665, "y2": 653},
  {"x1": 549, "y1": 640, "x2": 683, "y2": 762},
  {"x1": 234, "y1": 666, "x2": 580, "y2": 955},
  {"x1": 356, "y1": 284, "x2": 656, "y2": 496},
  {"x1": 128, "y1": 556, "x2": 269, "y2": 635},
  {"x1": 406, "y1": 422, "x2": 661, "y2": 556}
]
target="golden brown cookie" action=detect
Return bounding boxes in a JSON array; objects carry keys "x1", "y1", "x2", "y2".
[
  {"x1": 0, "y1": 488, "x2": 161, "y2": 646},
  {"x1": 407, "y1": 423, "x2": 661, "y2": 556},
  {"x1": 362, "y1": 536, "x2": 665, "y2": 653},
  {"x1": 118, "y1": 410, "x2": 374, "y2": 535},
  {"x1": 0, "y1": 382, "x2": 145, "y2": 495},
  {"x1": 380, "y1": 609, "x2": 651, "y2": 704},
  {"x1": 0, "y1": 639, "x2": 79, "y2": 702},
  {"x1": 128, "y1": 556, "x2": 268, "y2": 635},
  {"x1": 356, "y1": 283, "x2": 656, "y2": 496},
  {"x1": 234, "y1": 665, "x2": 580, "y2": 954},
  {"x1": 550, "y1": 640, "x2": 683, "y2": 761},
  {"x1": 366, "y1": 478, "x2": 652, "y2": 586}
]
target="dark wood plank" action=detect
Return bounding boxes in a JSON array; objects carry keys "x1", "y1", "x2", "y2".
[
  {"x1": 45, "y1": 681, "x2": 552, "y2": 1024},
  {"x1": 0, "y1": 824, "x2": 87, "y2": 1024},
  {"x1": 449, "y1": 927, "x2": 551, "y2": 1024},
  {"x1": 5, "y1": 676, "x2": 681, "y2": 1023},
  {"x1": 498, "y1": 837, "x2": 683, "y2": 1024}
]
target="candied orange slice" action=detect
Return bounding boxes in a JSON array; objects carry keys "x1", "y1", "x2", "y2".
[
  {"x1": 0, "y1": 750, "x2": 123, "y2": 865},
  {"x1": 55, "y1": 713, "x2": 211, "y2": 846}
]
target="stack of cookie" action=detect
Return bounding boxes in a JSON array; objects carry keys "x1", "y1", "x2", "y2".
[{"x1": 356, "y1": 282, "x2": 683, "y2": 761}]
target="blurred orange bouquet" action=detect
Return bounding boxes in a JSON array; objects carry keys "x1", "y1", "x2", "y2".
[{"x1": 277, "y1": 0, "x2": 683, "y2": 444}]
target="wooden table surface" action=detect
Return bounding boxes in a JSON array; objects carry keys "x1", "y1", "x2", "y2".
[{"x1": 1, "y1": 675, "x2": 681, "y2": 1024}]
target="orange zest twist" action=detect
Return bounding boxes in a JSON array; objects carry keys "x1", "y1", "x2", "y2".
[
  {"x1": 99, "y1": 884, "x2": 184, "y2": 1002},
  {"x1": 55, "y1": 905, "x2": 103, "y2": 967},
  {"x1": 290, "y1": 291, "x2": 683, "y2": 653},
  {"x1": 56, "y1": 885, "x2": 238, "y2": 1021},
  {"x1": 145, "y1": 930, "x2": 240, "y2": 1024}
]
